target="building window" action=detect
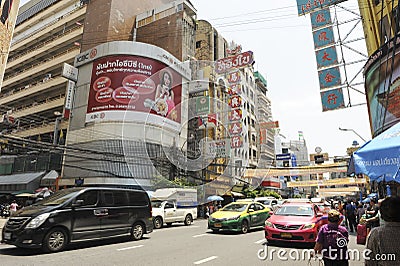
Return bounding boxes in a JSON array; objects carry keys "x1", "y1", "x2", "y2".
[{"x1": 196, "y1": 40, "x2": 201, "y2": 49}]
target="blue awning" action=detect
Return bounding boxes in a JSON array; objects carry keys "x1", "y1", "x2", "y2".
[{"x1": 352, "y1": 122, "x2": 400, "y2": 182}]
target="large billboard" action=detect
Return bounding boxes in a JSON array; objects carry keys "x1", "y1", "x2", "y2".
[
  {"x1": 364, "y1": 35, "x2": 400, "y2": 136},
  {"x1": 0, "y1": 0, "x2": 20, "y2": 90},
  {"x1": 86, "y1": 55, "x2": 182, "y2": 125}
]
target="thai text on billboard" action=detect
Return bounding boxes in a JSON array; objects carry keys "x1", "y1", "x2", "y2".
[
  {"x1": 86, "y1": 55, "x2": 182, "y2": 125},
  {"x1": 0, "y1": 0, "x2": 20, "y2": 90},
  {"x1": 215, "y1": 51, "x2": 254, "y2": 74}
]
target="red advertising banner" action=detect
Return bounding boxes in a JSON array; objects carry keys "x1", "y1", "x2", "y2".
[
  {"x1": 231, "y1": 135, "x2": 243, "y2": 148},
  {"x1": 228, "y1": 84, "x2": 241, "y2": 95},
  {"x1": 87, "y1": 55, "x2": 182, "y2": 124},
  {"x1": 229, "y1": 122, "x2": 243, "y2": 135},
  {"x1": 215, "y1": 51, "x2": 254, "y2": 74}
]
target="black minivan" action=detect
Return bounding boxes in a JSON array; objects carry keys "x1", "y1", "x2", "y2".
[{"x1": 1, "y1": 187, "x2": 153, "y2": 252}]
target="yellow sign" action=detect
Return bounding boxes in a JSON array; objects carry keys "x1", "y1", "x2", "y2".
[
  {"x1": 287, "y1": 178, "x2": 367, "y2": 188},
  {"x1": 317, "y1": 187, "x2": 360, "y2": 193},
  {"x1": 245, "y1": 162, "x2": 348, "y2": 178},
  {"x1": 0, "y1": 0, "x2": 20, "y2": 89}
]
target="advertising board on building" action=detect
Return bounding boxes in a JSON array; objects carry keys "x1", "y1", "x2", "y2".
[
  {"x1": 86, "y1": 55, "x2": 182, "y2": 126},
  {"x1": 320, "y1": 88, "x2": 345, "y2": 111},
  {"x1": 310, "y1": 8, "x2": 332, "y2": 29},
  {"x1": 0, "y1": 0, "x2": 20, "y2": 90},
  {"x1": 364, "y1": 35, "x2": 400, "y2": 136},
  {"x1": 215, "y1": 51, "x2": 254, "y2": 74},
  {"x1": 296, "y1": 0, "x2": 348, "y2": 16}
]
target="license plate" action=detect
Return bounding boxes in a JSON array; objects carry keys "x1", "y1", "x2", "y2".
[
  {"x1": 281, "y1": 233, "x2": 292, "y2": 238},
  {"x1": 214, "y1": 223, "x2": 222, "y2": 228},
  {"x1": 4, "y1": 232, "x2": 11, "y2": 240}
]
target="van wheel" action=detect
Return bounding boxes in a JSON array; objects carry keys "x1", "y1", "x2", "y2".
[
  {"x1": 153, "y1": 217, "x2": 163, "y2": 229},
  {"x1": 241, "y1": 220, "x2": 249, "y2": 234},
  {"x1": 131, "y1": 223, "x2": 144, "y2": 240},
  {"x1": 42, "y1": 228, "x2": 68, "y2": 253},
  {"x1": 184, "y1": 214, "x2": 192, "y2": 226}
]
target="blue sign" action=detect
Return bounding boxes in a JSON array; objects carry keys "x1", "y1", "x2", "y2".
[
  {"x1": 320, "y1": 88, "x2": 345, "y2": 111},
  {"x1": 318, "y1": 66, "x2": 341, "y2": 89},
  {"x1": 276, "y1": 153, "x2": 291, "y2": 160},
  {"x1": 310, "y1": 8, "x2": 332, "y2": 29},
  {"x1": 313, "y1": 26, "x2": 335, "y2": 49},
  {"x1": 297, "y1": 0, "x2": 348, "y2": 16},
  {"x1": 315, "y1": 46, "x2": 338, "y2": 69}
]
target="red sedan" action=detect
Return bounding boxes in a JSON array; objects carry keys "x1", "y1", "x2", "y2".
[{"x1": 264, "y1": 202, "x2": 327, "y2": 243}]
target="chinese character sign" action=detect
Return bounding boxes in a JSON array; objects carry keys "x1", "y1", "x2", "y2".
[
  {"x1": 229, "y1": 122, "x2": 243, "y2": 135},
  {"x1": 227, "y1": 70, "x2": 241, "y2": 84},
  {"x1": 228, "y1": 84, "x2": 241, "y2": 95},
  {"x1": 228, "y1": 95, "x2": 242, "y2": 108},
  {"x1": 315, "y1": 46, "x2": 338, "y2": 69},
  {"x1": 310, "y1": 8, "x2": 332, "y2": 29},
  {"x1": 318, "y1": 66, "x2": 341, "y2": 89},
  {"x1": 230, "y1": 135, "x2": 243, "y2": 148},
  {"x1": 313, "y1": 26, "x2": 335, "y2": 49},
  {"x1": 296, "y1": 0, "x2": 348, "y2": 16},
  {"x1": 320, "y1": 88, "x2": 345, "y2": 111},
  {"x1": 228, "y1": 109, "x2": 242, "y2": 122}
]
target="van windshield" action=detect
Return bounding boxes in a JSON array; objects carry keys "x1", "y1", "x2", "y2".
[{"x1": 34, "y1": 189, "x2": 82, "y2": 206}]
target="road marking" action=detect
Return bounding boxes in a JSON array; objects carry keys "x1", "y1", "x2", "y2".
[
  {"x1": 192, "y1": 233, "x2": 209, "y2": 238},
  {"x1": 193, "y1": 256, "x2": 218, "y2": 265},
  {"x1": 117, "y1": 245, "x2": 144, "y2": 251},
  {"x1": 255, "y1": 239, "x2": 266, "y2": 244}
]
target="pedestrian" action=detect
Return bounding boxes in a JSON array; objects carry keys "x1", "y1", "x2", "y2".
[
  {"x1": 366, "y1": 198, "x2": 379, "y2": 236},
  {"x1": 365, "y1": 197, "x2": 400, "y2": 266},
  {"x1": 366, "y1": 199, "x2": 385, "y2": 228},
  {"x1": 314, "y1": 209, "x2": 349, "y2": 266},
  {"x1": 356, "y1": 203, "x2": 366, "y2": 224},
  {"x1": 345, "y1": 200, "x2": 357, "y2": 232},
  {"x1": 10, "y1": 200, "x2": 18, "y2": 216}
]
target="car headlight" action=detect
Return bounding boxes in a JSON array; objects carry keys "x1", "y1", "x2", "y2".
[
  {"x1": 26, "y1": 213, "x2": 51, "y2": 229},
  {"x1": 226, "y1": 215, "x2": 240, "y2": 221},
  {"x1": 265, "y1": 220, "x2": 274, "y2": 227},
  {"x1": 302, "y1": 223, "x2": 315, "y2": 230}
]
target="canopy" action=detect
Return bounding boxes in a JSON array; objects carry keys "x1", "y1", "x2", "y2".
[{"x1": 352, "y1": 122, "x2": 400, "y2": 182}]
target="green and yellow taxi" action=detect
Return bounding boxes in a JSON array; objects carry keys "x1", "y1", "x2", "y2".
[{"x1": 208, "y1": 201, "x2": 270, "y2": 233}]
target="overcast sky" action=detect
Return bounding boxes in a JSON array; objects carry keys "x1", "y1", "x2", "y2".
[{"x1": 19, "y1": 0, "x2": 372, "y2": 157}]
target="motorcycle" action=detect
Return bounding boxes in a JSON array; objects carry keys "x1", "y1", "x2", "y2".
[{"x1": 1, "y1": 204, "x2": 10, "y2": 218}]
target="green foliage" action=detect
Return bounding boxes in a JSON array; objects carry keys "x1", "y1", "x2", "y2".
[
  {"x1": 259, "y1": 189, "x2": 281, "y2": 199},
  {"x1": 293, "y1": 194, "x2": 302, "y2": 198},
  {"x1": 151, "y1": 175, "x2": 196, "y2": 190}
]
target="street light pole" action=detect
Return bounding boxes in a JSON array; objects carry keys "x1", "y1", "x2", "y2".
[{"x1": 338, "y1": 127, "x2": 367, "y2": 142}]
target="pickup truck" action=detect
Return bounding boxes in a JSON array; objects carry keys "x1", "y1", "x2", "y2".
[{"x1": 151, "y1": 200, "x2": 197, "y2": 228}]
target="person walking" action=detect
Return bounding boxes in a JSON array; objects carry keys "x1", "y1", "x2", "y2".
[
  {"x1": 356, "y1": 203, "x2": 366, "y2": 224},
  {"x1": 365, "y1": 197, "x2": 400, "y2": 266},
  {"x1": 345, "y1": 200, "x2": 357, "y2": 232},
  {"x1": 9, "y1": 200, "x2": 18, "y2": 216},
  {"x1": 314, "y1": 210, "x2": 349, "y2": 266}
]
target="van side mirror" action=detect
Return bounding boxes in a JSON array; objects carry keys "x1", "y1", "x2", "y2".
[{"x1": 72, "y1": 199, "x2": 84, "y2": 207}]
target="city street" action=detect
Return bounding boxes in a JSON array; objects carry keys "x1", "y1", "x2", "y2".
[{"x1": 0, "y1": 218, "x2": 365, "y2": 266}]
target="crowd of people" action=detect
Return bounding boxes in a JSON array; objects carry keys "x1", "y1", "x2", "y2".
[{"x1": 314, "y1": 196, "x2": 400, "y2": 266}]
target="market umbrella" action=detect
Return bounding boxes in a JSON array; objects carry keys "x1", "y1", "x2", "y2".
[
  {"x1": 362, "y1": 197, "x2": 371, "y2": 203},
  {"x1": 207, "y1": 195, "x2": 224, "y2": 202},
  {"x1": 352, "y1": 121, "x2": 400, "y2": 182}
]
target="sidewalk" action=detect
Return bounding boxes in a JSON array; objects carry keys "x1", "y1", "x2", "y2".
[{"x1": 0, "y1": 218, "x2": 6, "y2": 230}]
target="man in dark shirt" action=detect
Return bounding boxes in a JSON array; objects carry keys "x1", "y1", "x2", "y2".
[
  {"x1": 366, "y1": 198, "x2": 379, "y2": 236},
  {"x1": 345, "y1": 200, "x2": 357, "y2": 232}
]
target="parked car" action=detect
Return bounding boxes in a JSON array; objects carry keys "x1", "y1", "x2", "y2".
[
  {"x1": 254, "y1": 197, "x2": 279, "y2": 211},
  {"x1": 1, "y1": 187, "x2": 153, "y2": 252},
  {"x1": 264, "y1": 202, "x2": 326, "y2": 244},
  {"x1": 208, "y1": 201, "x2": 270, "y2": 234}
]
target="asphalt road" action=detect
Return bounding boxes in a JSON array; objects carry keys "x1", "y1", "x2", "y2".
[{"x1": 0, "y1": 219, "x2": 366, "y2": 266}]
